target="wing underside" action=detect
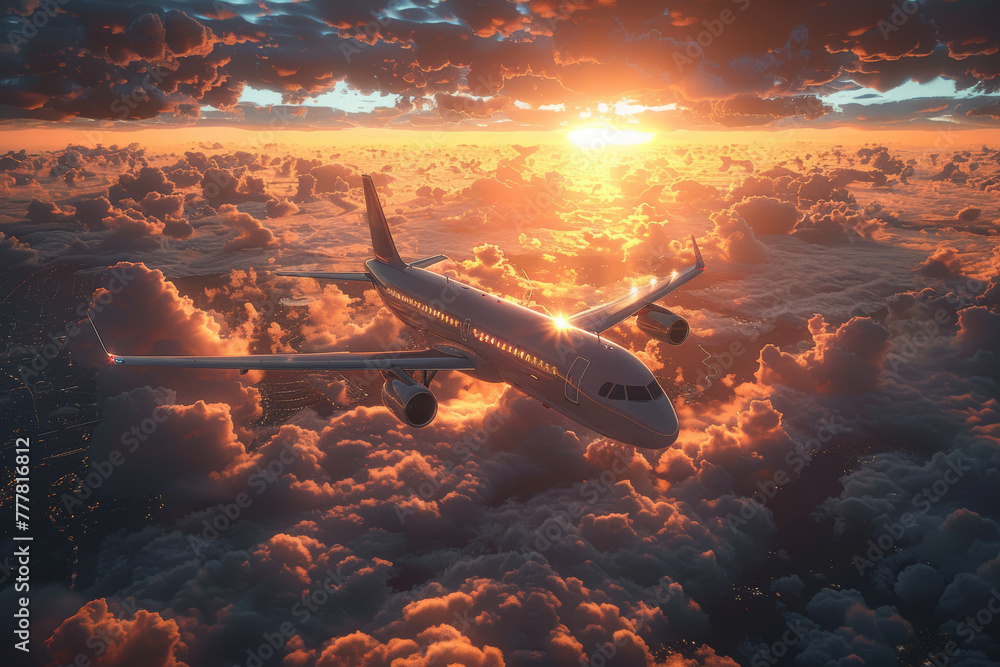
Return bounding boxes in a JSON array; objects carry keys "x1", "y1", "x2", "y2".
[{"x1": 568, "y1": 236, "x2": 705, "y2": 334}]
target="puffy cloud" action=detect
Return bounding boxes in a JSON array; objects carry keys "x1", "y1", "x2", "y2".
[
  {"x1": 265, "y1": 197, "x2": 300, "y2": 218},
  {"x1": 917, "y1": 246, "x2": 966, "y2": 279},
  {"x1": 220, "y1": 204, "x2": 277, "y2": 250},
  {"x1": 793, "y1": 200, "x2": 885, "y2": 244},
  {"x1": 109, "y1": 167, "x2": 174, "y2": 206},
  {"x1": 757, "y1": 315, "x2": 891, "y2": 394},
  {"x1": 45, "y1": 599, "x2": 185, "y2": 667},
  {"x1": 0, "y1": 231, "x2": 39, "y2": 267},
  {"x1": 705, "y1": 209, "x2": 767, "y2": 264},
  {"x1": 298, "y1": 284, "x2": 407, "y2": 352},
  {"x1": 955, "y1": 306, "x2": 1000, "y2": 357},
  {"x1": 732, "y1": 196, "x2": 798, "y2": 235},
  {"x1": 86, "y1": 386, "x2": 248, "y2": 508},
  {"x1": 894, "y1": 563, "x2": 945, "y2": 604}
]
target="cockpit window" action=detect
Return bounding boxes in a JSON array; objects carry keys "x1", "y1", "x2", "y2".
[
  {"x1": 647, "y1": 379, "x2": 664, "y2": 399},
  {"x1": 626, "y1": 385, "x2": 652, "y2": 401},
  {"x1": 599, "y1": 379, "x2": 664, "y2": 401}
]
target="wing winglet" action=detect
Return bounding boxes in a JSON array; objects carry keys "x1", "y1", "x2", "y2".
[
  {"x1": 692, "y1": 235, "x2": 705, "y2": 270},
  {"x1": 87, "y1": 310, "x2": 112, "y2": 359}
]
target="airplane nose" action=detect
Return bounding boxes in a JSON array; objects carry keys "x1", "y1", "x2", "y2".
[
  {"x1": 654, "y1": 398, "x2": 679, "y2": 445},
  {"x1": 660, "y1": 399, "x2": 679, "y2": 437},
  {"x1": 630, "y1": 396, "x2": 679, "y2": 449}
]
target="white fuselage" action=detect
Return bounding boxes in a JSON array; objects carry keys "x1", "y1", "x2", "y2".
[{"x1": 366, "y1": 260, "x2": 680, "y2": 449}]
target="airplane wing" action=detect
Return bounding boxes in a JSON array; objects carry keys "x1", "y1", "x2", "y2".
[
  {"x1": 276, "y1": 270, "x2": 372, "y2": 282},
  {"x1": 88, "y1": 313, "x2": 474, "y2": 372},
  {"x1": 105, "y1": 350, "x2": 475, "y2": 372},
  {"x1": 567, "y1": 236, "x2": 705, "y2": 334}
]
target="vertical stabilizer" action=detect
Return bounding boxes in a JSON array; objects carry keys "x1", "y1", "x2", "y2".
[{"x1": 363, "y1": 174, "x2": 405, "y2": 268}]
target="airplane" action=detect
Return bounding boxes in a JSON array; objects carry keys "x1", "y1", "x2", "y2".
[{"x1": 89, "y1": 175, "x2": 705, "y2": 449}]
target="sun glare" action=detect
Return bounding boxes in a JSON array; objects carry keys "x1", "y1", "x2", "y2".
[
  {"x1": 567, "y1": 125, "x2": 654, "y2": 148},
  {"x1": 553, "y1": 315, "x2": 568, "y2": 330}
]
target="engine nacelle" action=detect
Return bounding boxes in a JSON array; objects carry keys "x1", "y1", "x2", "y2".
[
  {"x1": 636, "y1": 304, "x2": 689, "y2": 345},
  {"x1": 381, "y1": 371, "x2": 438, "y2": 427}
]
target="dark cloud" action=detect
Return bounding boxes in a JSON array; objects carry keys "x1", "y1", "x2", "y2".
[
  {"x1": 0, "y1": 0, "x2": 995, "y2": 130},
  {"x1": 757, "y1": 315, "x2": 891, "y2": 394},
  {"x1": 0, "y1": 231, "x2": 39, "y2": 266},
  {"x1": 687, "y1": 95, "x2": 831, "y2": 128}
]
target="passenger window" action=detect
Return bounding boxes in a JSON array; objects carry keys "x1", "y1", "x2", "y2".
[
  {"x1": 627, "y1": 385, "x2": 652, "y2": 401},
  {"x1": 598, "y1": 382, "x2": 613, "y2": 397},
  {"x1": 608, "y1": 385, "x2": 625, "y2": 400}
]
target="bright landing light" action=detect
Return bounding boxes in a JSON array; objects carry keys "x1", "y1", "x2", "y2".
[{"x1": 567, "y1": 126, "x2": 654, "y2": 148}]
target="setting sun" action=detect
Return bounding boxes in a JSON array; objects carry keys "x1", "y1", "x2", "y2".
[{"x1": 567, "y1": 124, "x2": 655, "y2": 148}]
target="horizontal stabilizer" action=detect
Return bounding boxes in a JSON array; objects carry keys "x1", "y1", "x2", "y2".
[
  {"x1": 410, "y1": 254, "x2": 449, "y2": 269},
  {"x1": 276, "y1": 271, "x2": 372, "y2": 282}
]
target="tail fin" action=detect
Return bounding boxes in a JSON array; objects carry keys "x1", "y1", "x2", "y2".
[{"x1": 363, "y1": 175, "x2": 405, "y2": 268}]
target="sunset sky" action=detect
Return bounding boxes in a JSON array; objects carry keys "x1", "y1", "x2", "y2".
[
  {"x1": 2, "y1": 2, "x2": 1000, "y2": 667},
  {"x1": 1, "y1": 0, "x2": 998, "y2": 135}
]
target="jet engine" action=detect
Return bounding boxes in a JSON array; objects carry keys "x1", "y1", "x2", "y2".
[
  {"x1": 381, "y1": 371, "x2": 438, "y2": 427},
  {"x1": 636, "y1": 304, "x2": 689, "y2": 345}
]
